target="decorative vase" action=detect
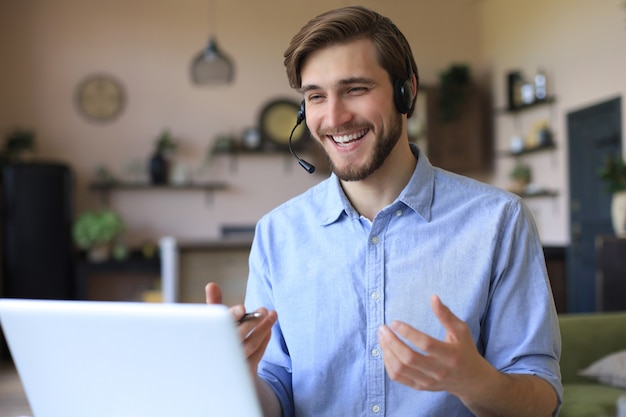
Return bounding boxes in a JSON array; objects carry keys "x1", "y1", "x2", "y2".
[
  {"x1": 149, "y1": 151, "x2": 168, "y2": 184},
  {"x1": 611, "y1": 190, "x2": 626, "y2": 238},
  {"x1": 88, "y1": 244, "x2": 110, "y2": 262},
  {"x1": 510, "y1": 179, "x2": 529, "y2": 195}
]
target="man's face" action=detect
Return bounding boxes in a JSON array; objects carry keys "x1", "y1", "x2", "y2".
[{"x1": 300, "y1": 39, "x2": 403, "y2": 182}]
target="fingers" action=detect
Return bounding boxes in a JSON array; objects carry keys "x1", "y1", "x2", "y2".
[
  {"x1": 205, "y1": 282, "x2": 223, "y2": 305},
  {"x1": 378, "y1": 296, "x2": 480, "y2": 394},
  {"x1": 238, "y1": 311, "x2": 263, "y2": 324},
  {"x1": 379, "y1": 321, "x2": 440, "y2": 362},
  {"x1": 379, "y1": 296, "x2": 461, "y2": 359},
  {"x1": 378, "y1": 324, "x2": 417, "y2": 363},
  {"x1": 378, "y1": 323, "x2": 435, "y2": 390},
  {"x1": 241, "y1": 310, "x2": 278, "y2": 364},
  {"x1": 204, "y1": 281, "x2": 277, "y2": 373},
  {"x1": 205, "y1": 283, "x2": 247, "y2": 324},
  {"x1": 430, "y1": 295, "x2": 468, "y2": 344},
  {"x1": 237, "y1": 308, "x2": 267, "y2": 335},
  {"x1": 431, "y1": 295, "x2": 453, "y2": 328}
]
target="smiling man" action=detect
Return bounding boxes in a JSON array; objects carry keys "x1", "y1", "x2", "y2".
[
  {"x1": 206, "y1": 5, "x2": 562, "y2": 417},
  {"x1": 297, "y1": 37, "x2": 416, "y2": 219}
]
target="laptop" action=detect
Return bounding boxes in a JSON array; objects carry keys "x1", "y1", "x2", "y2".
[{"x1": 0, "y1": 299, "x2": 263, "y2": 417}]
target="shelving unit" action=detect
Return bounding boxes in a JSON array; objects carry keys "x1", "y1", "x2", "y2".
[{"x1": 496, "y1": 95, "x2": 559, "y2": 200}]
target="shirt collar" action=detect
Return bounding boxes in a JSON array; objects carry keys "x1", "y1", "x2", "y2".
[
  {"x1": 319, "y1": 143, "x2": 434, "y2": 226},
  {"x1": 398, "y1": 143, "x2": 434, "y2": 222}
]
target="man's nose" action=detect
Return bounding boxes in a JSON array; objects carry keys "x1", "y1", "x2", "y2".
[{"x1": 326, "y1": 97, "x2": 353, "y2": 127}]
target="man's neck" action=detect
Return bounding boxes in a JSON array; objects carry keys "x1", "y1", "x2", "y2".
[{"x1": 340, "y1": 139, "x2": 417, "y2": 221}]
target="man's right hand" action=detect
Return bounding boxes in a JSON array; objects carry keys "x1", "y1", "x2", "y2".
[{"x1": 204, "y1": 282, "x2": 277, "y2": 375}]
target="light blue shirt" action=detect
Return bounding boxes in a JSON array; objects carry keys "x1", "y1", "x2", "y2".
[{"x1": 245, "y1": 146, "x2": 562, "y2": 417}]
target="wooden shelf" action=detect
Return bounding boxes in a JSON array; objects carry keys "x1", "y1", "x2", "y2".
[
  {"x1": 89, "y1": 181, "x2": 229, "y2": 205},
  {"x1": 516, "y1": 189, "x2": 559, "y2": 199},
  {"x1": 496, "y1": 96, "x2": 556, "y2": 114},
  {"x1": 89, "y1": 182, "x2": 228, "y2": 191},
  {"x1": 498, "y1": 142, "x2": 556, "y2": 157}
]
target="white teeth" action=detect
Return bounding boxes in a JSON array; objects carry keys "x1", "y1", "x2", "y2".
[{"x1": 332, "y1": 129, "x2": 367, "y2": 144}]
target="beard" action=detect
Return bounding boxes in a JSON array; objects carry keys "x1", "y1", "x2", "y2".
[{"x1": 320, "y1": 111, "x2": 403, "y2": 182}]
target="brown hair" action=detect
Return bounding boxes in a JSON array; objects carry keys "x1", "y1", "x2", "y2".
[{"x1": 283, "y1": 6, "x2": 419, "y2": 117}]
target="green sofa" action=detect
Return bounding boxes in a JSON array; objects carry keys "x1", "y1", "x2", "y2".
[{"x1": 558, "y1": 311, "x2": 626, "y2": 417}]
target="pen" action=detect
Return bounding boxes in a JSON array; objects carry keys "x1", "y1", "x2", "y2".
[{"x1": 237, "y1": 311, "x2": 263, "y2": 324}]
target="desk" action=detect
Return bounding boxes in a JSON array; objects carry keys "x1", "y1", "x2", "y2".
[{"x1": 596, "y1": 235, "x2": 626, "y2": 311}]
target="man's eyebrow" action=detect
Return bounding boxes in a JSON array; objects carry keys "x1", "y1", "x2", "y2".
[
  {"x1": 299, "y1": 84, "x2": 320, "y2": 94},
  {"x1": 299, "y1": 77, "x2": 377, "y2": 94}
]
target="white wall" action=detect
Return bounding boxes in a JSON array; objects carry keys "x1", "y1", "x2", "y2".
[
  {"x1": 0, "y1": 0, "x2": 482, "y2": 245},
  {"x1": 5, "y1": 1, "x2": 624, "y2": 247},
  {"x1": 480, "y1": 0, "x2": 626, "y2": 245}
]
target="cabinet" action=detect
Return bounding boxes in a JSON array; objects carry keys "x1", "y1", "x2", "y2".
[
  {"x1": 596, "y1": 235, "x2": 626, "y2": 311},
  {"x1": 1, "y1": 163, "x2": 74, "y2": 300},
  {"x1": 425, "y1": 85, "x2": 491, "y2": 174},
  {"x1": 74, "y1": 239, "x2": 252, "y2": 305},
  {"x1": 544, "y1": 246, "x2": 567, "y2": 313},
  {"x1": 75, "y1": 251, "x2": 161, "y2": 301},
  {"x1": 177, "y1": 239, "x2": 252, "y2": 306}
]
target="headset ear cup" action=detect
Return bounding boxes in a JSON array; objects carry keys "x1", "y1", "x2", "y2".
[
  {"x1": 297, "y1": 101, "x2": 306, "y2": 125},
  {"x1": 403, "y1": 80, "x2": 414, "y2": 112},
  {"x1": 394, "y1": 78, "x2": 413, "y2": 114}
]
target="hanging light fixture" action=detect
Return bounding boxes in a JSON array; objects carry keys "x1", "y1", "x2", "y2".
[{"x1": 190, "y1": 0, "x2": 235, "y2": 85}]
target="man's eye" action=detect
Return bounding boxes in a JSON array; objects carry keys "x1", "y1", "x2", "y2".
[{"x1": 348, "y1": 86, "x2": 368, "y2": 94}]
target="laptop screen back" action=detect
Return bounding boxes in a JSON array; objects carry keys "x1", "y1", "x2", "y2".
[{"x1": 0, "y1": 299, "x2": 262, "y2": 417}]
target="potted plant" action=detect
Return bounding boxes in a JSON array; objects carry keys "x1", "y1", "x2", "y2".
[
  {"x1": 599, "y1": 155, "x2": 626, "y2": 193},
  {"x1": 0, "y1": 129, "x2": 36, "y2": 172},
  {"x1": 599, "y1": 154, "x2": 626, "y2": 237},
  {"x1": 149, "y1": 129, "x2": 177, "y2": 185},
  {"x1": 438, "y1": 64, "x2": 471, "y2": 123},
  {"x1": 509, "y1": 163, "x2": 532, "y2": 195},
  {"x1": 72, "y1": 210, "x2": 124, "y2": 261}
]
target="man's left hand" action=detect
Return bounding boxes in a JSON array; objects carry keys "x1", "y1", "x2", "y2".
[{"x1": 377, "y1": 294, "x2": 497, "y2": 400}]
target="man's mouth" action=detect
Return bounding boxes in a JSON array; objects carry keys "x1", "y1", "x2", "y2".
[{"x1": 330, "y1": 129, "x2": 369, "y2": 146}]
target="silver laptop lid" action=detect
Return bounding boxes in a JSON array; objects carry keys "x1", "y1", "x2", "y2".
[{"x1": 0, "y1": 299, "x2": 262, "y2": 417}]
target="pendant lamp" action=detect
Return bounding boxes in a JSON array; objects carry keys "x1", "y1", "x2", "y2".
[{"x1": 190, "y1": 0, "x2": 235, "y2": 85}]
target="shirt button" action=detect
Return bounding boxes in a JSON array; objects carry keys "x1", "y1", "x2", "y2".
[
  {"x1": 372, "y1": 404, "x2": 381, "y2": 413},
  {"x1": 371, "y1": 291, "x2": 379, "y2": 300},
  {"x1": 371, "y1": 236, "x2": 379, "y2": 244},
  {"x1": 395, "y1": 209, "x2": 403, "y2": 217},
  {"x1": 372, "y1": 348, "x2": 380, "y2": 357}
]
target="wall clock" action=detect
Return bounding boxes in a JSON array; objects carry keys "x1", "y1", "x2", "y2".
[
  {"x1": 75, "y1": 74, "x2": 125, "y2": 122},
  {"x1": 258, "y1": 98, "x2": 307, "y2": 150}
]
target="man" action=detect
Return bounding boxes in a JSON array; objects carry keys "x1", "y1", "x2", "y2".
[{"x1": 206, "y1": 6, "x2": 561, "y2": 416}]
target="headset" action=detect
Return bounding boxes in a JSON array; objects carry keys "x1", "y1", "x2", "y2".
[
  {"x1": 288, "y1": 101, "x2": 315, "y2": 173},
  {"x1": 393, "y1": 54, "x2": 415, "y2": 115},
  {"x1": 289, "y1": 54, "x2": 414, "y2": 173}
]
